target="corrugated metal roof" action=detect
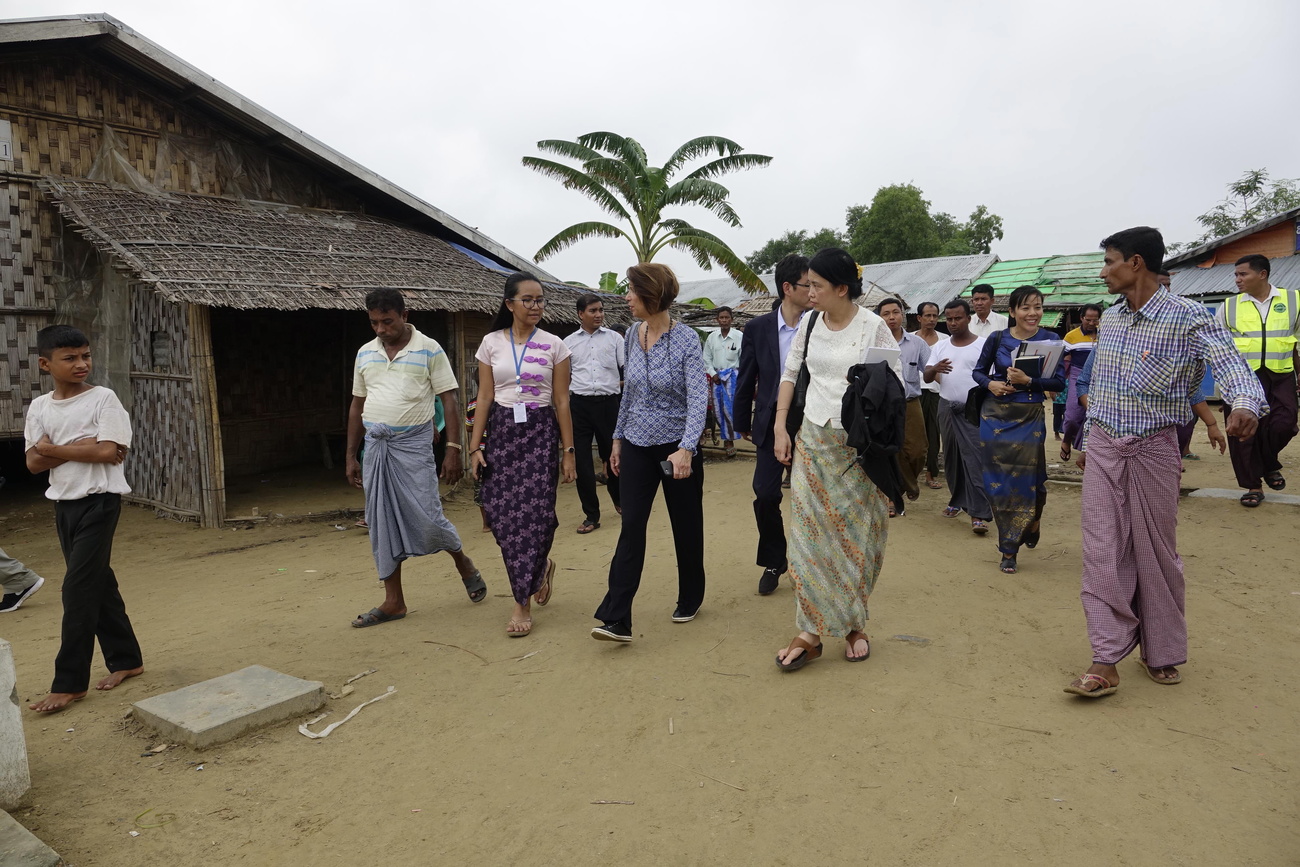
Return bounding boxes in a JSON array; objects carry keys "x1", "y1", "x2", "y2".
[
  {"x1": 1170, "y1": 255, "x2": 1300, "y2": 298},
  {"x1": 964, "y1": 252, "x2": 1108, "y2": 308},
  {"x1": 681, "y1": 253, "x2": 996, "y2": 315},
  {"x1": 1164, "y1": 206, "x2": 1300, "y2": 269}
]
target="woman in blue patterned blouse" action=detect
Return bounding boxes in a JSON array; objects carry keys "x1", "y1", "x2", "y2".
[{"x1": 591, "y1": 263, "x2": 709, "y2": 643}]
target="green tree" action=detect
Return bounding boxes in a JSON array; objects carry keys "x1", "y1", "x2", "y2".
[
  {"x1": 744, "y1": 227, "x2": 849, "y2": 273},
  {"x1": 523, "y1": 132, "x2": 772, "y2": 292},
  {"x1": 745, "y1": 229, "x2": 808, "y2": 272},
  {"x1": 960, "y1": 204, "x2": 1004, "y2": 254},
  {"x1": 847, "y1": 184, "x2": 940, "y2": 265},
  {"x1": 1195, "y1": 168, "x2": 1300, "y2": 241}
]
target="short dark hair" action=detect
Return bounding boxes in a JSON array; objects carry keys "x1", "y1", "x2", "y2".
[
  {"x1": 715, "y1": 306, "x2": 733, "y2": 316},
  {"x1": 1157, "y1": 268, "x2": 1171, "y2": 277},
  {"x1": 576, "y1": 293, "x2": 603, "y2": 314},
  {"x1": 917, "y1": 301, "x2": 939, "y2": 316},
  {"x1": 626, "y1": 263, "x2": 679, "y2": 313},
  {"x1": 1099, "y1": 226, "x2": 1164, "y2": 274},
  {"x1": 1080, "y1": 303, "x2": 1103, "y2": 317},
  {"x1": 770, "y1": 297, "x2": 782, "y2": 312},
  {"x1": 1235, "y1": 254, "x2": 1270, "y2": 278},
  {"x1": 808, "y1": 248, "x2": 863, "y2": 299},
  {"x1": 874, "y1": 298, "x2": 904, "y2": 315},
  {"x1": 774, "y1": 253, "x2": 810, "y2": 297},
  {"x1": 1007, "y1": 285, "x2": 1043, "y2": 317},
  {"x1": 37, "y1": 324, "x2": 89, "y2": 358},
  {"x1": 970, "y1": 284, "x2": 995, "y2": 300},
  {"x1": 365, "y1": 288, "x2": 405, "y2": 314},
  {"x1": 943, "y1": 298, "x2": 971, "y2": 316}
]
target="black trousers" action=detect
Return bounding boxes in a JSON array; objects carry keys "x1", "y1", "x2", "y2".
[
  {"x1": 594, "y1": 442, "x2": 705, "y2": 627},
  {"x1": 571, "y1": 393, "x2": 621, "y2": 523},
  {"x1": 920, "y1": 390, "x2": 941, "y2": 477},
  {"x1": 751, "y1": 432, "x2": 787, "y2": 573},
  {"x1": 51, "y1": 493, "x2": 142, "y2": 694}
]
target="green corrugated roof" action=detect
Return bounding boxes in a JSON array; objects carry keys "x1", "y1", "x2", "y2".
[
  {"x1": 964, "y1": 252, "x2": 1107, "y2": 306},
  {"x1": 1039, "y1": 311, "x2": 1063, "y2": 328}
]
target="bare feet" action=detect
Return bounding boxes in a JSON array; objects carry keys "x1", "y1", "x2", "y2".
[
  {"x1": 29, "y1": 692, "x2": 87, "y2": 713},
  {"x1": 96, "y1": 666, "x2": 144, "y2": 690}
]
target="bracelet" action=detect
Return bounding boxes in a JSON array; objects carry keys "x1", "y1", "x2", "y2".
[{"x1": 445, "y1": 442, "x2": 463, "y2": 450}]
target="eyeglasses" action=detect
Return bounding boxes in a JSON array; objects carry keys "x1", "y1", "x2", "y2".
[
  {"x1": 510, "y1": 297, "x2": 547, "y2": 308},
  {"x1": 794, "y1": 282, "x2": 812, "y2": 289}
]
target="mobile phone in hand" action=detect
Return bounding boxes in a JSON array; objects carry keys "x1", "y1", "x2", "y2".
[{"x1": 660, "y1": 460, "x2": 674, "y2": 478}]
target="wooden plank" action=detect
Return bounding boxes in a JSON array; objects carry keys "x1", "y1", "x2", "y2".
[{"x1": 187, "y1": 303, "x2": 226, "y2": 527}]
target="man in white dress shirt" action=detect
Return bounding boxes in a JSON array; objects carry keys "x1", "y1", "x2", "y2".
[
  {"x1": 703, "y1": 307, "x2": 744, "y2": 457},
  {"x1": 563, "y1": 294, "x2": 624, "y2": 533},
  {"x1": 968, "y1": 284, "x2": 1009, "y2": 337}
]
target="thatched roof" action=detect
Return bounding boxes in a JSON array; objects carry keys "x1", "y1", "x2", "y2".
[{"x1": 44, "y1": 180, "x2": 610, "y2": 324}]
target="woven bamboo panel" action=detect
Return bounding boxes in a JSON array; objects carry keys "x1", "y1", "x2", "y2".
[{"x1": 126, "y1": 288, "x2": 201, "y2": 515}]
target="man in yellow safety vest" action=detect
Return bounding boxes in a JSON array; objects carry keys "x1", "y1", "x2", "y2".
[{"x1": 1217, "y1": 254, "x2": 1300, "y2": 507}]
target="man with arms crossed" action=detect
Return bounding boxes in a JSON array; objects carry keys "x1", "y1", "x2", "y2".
[
  {"x1": 924, "y1": 299, "x2": 991, "y2": 535},
  {"x1": 346, "y1": 289, "x2": 483, "y2": 627},
  {"x1": 735, "y1": 254, "x2": 812, "y2": 595},
  {"x1": 1065, "y1": 227, "x2": 1264, "y2": 698},
  {"x1": 564, "y1": 294, "x2": 624, "y2": 534},
  {"x1": 1215, "y1": 254, "x2": 1300, "y2": 507}
]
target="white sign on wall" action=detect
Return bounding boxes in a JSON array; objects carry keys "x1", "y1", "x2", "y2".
[{"x1": 0, "y1": 119, "x2": 11, "y2": 161}]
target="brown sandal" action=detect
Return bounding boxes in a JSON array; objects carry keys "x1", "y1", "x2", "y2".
[
  {"x1": 1063, "y1": 672, "x2": 1117, "y2": 698},
  {"x1": 776, "y1": 635, "x2": 822, "y2": 672},
  {"x1": 845, "y1": 630, "x2": 871, "y2": 662},
  {"x1": 534, "y1": 559, "x2": 556, "y2": 606}
]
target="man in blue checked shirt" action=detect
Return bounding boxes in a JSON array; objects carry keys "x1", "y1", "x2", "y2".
[{"x1": 1064, "y1": 226, "x2": 1265, "y2": 700}]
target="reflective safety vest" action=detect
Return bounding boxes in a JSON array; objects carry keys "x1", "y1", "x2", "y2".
[{"x1": 1223, "y1": 287, "x2": 1299, "y2": 373}]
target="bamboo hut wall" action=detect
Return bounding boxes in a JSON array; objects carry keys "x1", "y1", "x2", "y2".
[
  {"x1": 210, "y1": 308, "x2": 352, "y2": 477},
  {"x1": 128, "y1": 286, "x2": 202, "y2": 517}
]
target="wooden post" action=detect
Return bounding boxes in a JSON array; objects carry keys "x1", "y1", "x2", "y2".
[
  {"x1": 452, "y1": 310, "x2": 468, "y2": 471},
  {"x1": 187, "y1": 304, "x2": 227, "y2": 527}
]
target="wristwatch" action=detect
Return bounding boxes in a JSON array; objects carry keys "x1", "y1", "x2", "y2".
[{"x1": 563, "y1": 446, "x2": 575, "y2": 454}]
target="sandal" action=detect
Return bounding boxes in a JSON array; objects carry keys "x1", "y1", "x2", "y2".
[
  {"x1": 1023, "y1": 525, "x2": 1041, "y2": 549},
  {"x1": 576, "y1": 520, "x2": 600, "y2": 535},
  {"x1": 927, "y1": 478, "x2": 943, "y2": 489},
  {"x1": 462, "y1": 571, "x2": 488, "y2": 604},
  {"x1": 844, "y1": 630, "x2": 871, "y2": 662},
  {"x1": 942, "y1": 506, "x2": 961, "y2": 518},
  {"x1": 1059, "y1": 444, "x2": 1072, "y2": 462},
  {"x1": 1138, "y1": 659, "x2": 1182, "y2": 685},
  {"x1": 1265, "y1": 471, "x2": 1286, "y2": 491},
  {"x1": 971, "y1": 519, "x2": 988, "y2": 535},
  {"x1": 776, "y1": 636, "x2": 822, "y2": 672},
  {"x1": 351, "y1": 607, "x2": 405, "y2": 628},
  {"x1": 1063, "y1": 672, "x2": 1118, "y2": 698},
  {"x1": 506, "y1": 617, "x2": 532, "y2": 637},
  {"x1": 1240, "y1": 490, "x2": 1265, "y2": 508},
  {"x1": 535, "y1": 559, "x2": 556, "y2": 606},
  {"x1": 999, "y1": 555, "x2": 1017, "y2": 574}
]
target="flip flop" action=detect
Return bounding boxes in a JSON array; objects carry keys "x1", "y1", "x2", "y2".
[
  {"x1": 577, "y1": 520, "x2": 600, "y2": 535},
  {"x1": 999, "y1": 556, "x2": 1017, "y2": 574},
  {"x1": 1240, "y1": 491, "x2": 1265, "y2": 508},
  {"x1": 1063, "y1": 672, "x2": 1118, "y2": 698},
  {"x1": 1060, "y1": 444, "x2": 1072, "y2": 461},
  {"x1": 844, "y1": 630, "x2": 871, "y2": 662},
  {"x1": 971, "y1": 519, "x2": 988, "y2": 535},
  {"x1": 1264, "y1": 471, "x2": 1286, "y2": 491},
  {"x1": 776, "y1": 636, "x2": 822, "y2": 672},
  {"x1": 351, "y1": 607, "x2": 405, "y2": 628},
  {"x1": 927, "y1": 479, "x2": 943, "y2": 489},
  {"x1": 506, "y1": 617, "x2": 532, "y2": 637},
  {"x1": 462, "y1": 571, "x2": 487, "y2": 604},
  {"x1": 942, "y1": 506, "x2": 961, "y2": 518},
  {"x1": 535, "y1": 559, "x2": 556, "y2": 606},
  {"x1": 1138, "y1": 660, "x2": 1182, "y2": 685}
]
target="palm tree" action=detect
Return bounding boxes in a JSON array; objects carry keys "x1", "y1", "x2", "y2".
[{"x1": 522, "y1": 132, "x2": 772, "y2": 293}]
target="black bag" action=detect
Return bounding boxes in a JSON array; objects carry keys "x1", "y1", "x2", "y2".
[
  {"x1": 786, "y1": 311, "x2": 820, "y2": 436},
  {"x1": 963, "y1": 330, "x2": 1001, "y2": 425}
]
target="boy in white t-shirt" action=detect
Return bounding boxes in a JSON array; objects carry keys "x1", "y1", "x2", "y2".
[{"x1": 23, "y1": 325, "x2": 143, "y2": 713}]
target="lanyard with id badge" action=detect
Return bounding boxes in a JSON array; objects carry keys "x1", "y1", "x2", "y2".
[{"x1": 510, "y1": 327, "x2": 538, "y2": 423}]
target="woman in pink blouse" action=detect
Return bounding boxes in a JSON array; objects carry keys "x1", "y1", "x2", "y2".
[{"x1": 468, "y1": 273, "x2": 577, "y2": 637}]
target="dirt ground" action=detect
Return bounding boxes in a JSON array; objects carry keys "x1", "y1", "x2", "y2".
[{"x1": 1, "y1": 432, "x2": 1297, "y2": 866}]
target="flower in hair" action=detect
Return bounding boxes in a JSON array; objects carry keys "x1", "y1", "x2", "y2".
[{"x1": 856, "y1": 263, "x2": 864, "y2": 280}]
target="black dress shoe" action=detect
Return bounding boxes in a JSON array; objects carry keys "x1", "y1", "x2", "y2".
[
  {"x1": 758, "y1": 567, "x2": 781, "y2": 596},
  {"x1": 591, "y1": 621, "x2": 633, "y2": 642}
]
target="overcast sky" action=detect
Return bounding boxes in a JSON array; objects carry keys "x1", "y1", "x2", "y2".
[{"x1": 18, "y1": 1, "x2": 1300, "y2": 287}]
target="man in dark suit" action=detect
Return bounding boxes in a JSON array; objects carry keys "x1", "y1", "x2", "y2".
[{"x1": 735, "y1": 253, "x2": 813, "y2": 595}]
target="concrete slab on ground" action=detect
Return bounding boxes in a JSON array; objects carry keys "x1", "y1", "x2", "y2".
[
  {"x1": 132, "y1": 665, "x2": 324, "y2": 750},
  {"x1": 0, "y1": 810, "x2": 61, "y2": 866},
  {"x1": 1187, "y1": 487, "x2": 1300, "y2": 506},
  {"x1": 0, "y1": 639, "x2": 31, "y2": 811}
]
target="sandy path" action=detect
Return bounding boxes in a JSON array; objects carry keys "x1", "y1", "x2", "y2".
[{"x1": 1, "y1": 439, "x2": 1296, "y2": 865}]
